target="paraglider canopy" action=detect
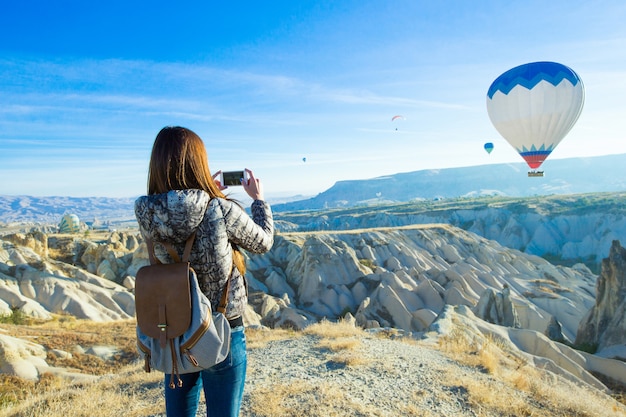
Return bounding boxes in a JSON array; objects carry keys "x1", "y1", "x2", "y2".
[
  {"x1": 486, "y1": 61, "x2": 584, "y2": 175},
  {"x1": 59, "y1": 213, "x2": 80, "y2": 233},
  {"x1": 391, "y1": 115, "x2": 405, "y2": 130},
  {"x1": 484, "y1": 142, "x2": 494, "y2": 154}
]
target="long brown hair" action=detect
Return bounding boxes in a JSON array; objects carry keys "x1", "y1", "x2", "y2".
[
  {"x1": 147, "y1": 126, "x2": 246, "y2": 274},
  {"x1": 148, "y1": 126, "x2": 224, "y2": 197}
]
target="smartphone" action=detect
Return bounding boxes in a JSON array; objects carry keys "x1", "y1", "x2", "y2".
[{"x1": 221, "y1": 170, "x2": 245, "y2": 186}]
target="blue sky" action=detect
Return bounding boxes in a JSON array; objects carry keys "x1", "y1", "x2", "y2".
[{"x1": 1, "y1": 1, "x2": 626, "y2": 200}]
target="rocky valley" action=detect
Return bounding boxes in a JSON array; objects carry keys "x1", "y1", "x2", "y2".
[{"x1": 1, "y1": 191, "x2": 626, "y2": 415}]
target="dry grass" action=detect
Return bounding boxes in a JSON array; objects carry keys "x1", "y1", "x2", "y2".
[
  {"x1": 0, "y1": 316, "x2": 137, "y2": 375},
  {"x1": 438, "y1": 329, "x2": 503, "y2": 374},
  {"x1": 45, "y1": 247, "x2": 66, "y2": 261},
  {"x1": 302, "y1": 318, "x2": 366, "y2": 339},
  {"x1": 1, "y1": 365, "x2": 163, "y2": 417},
  {"x1": 0, "y1": 317, "x2": 163, "y2": 417},
  {"x1": 306, "y1": 319, "x2": 371, "y2": 368},
  {"x1": 400, "y1": 390, "x2": 443, "y2": 417},
  {"x1": 1, "y1": 319, "x2": 625, "y2": 417},
  {"x1": 437, "y1": 326, "x2": 626, "y2": 417},
  {"x1": 450, "y1": 372, "x2": 536, "y2": 417},
  {"x1": 245, "y1": 326, "x2": 300, "y2": 349},
  {"x1": 0, "y1": 319, "x2": 370, "y2": 417},
  {"x1": 315, "y1": 334, "x2": 362, "y2": 352},
  {"x1": 248, "y1": 379, "x2": 384, "y2": 417}
]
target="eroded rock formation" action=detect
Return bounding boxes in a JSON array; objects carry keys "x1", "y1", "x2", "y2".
[
  {"x1": 2, "y1": 223, "x2": 624, "y2": 395},
  {"x1": 576, "y1": 240, "x2": 626, "y2": 356},
  {"x1": 0, "y1": 233, "x2": 136, "y2": 321},
  {"x1": 246, "y1": 224, "x2": 597, "y2": 342},
  {"x1": 473, "y1": 285, "x2": 521, "y2": 328}
]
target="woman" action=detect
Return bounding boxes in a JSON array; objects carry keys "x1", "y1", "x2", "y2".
[{"x1": 134, "y1": 126, "x2": 274, "y2": 417}]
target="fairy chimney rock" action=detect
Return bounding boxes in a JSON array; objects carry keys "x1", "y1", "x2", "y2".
[
  {"x1": 575, "y1": 240, "x2": 626, "y2": 353},
  {"x1": 473, "y1": 285, "x2": 521, "y2": 328}
]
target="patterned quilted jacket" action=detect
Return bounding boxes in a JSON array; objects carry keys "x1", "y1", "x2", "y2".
[{"x1": 134, "y1": 189, "x2": 274, "y2": 319}]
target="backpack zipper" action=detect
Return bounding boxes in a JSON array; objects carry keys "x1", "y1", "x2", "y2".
[{"x1": 180, "y1": 314, "x2": 211, "y2": 365}]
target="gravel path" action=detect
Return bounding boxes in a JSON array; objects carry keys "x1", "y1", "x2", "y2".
[
  {"x1": 150, "y1": 329, "x2": 625, "y2": 417},
  {"x1": 239, "y1": 331, "x2": 495, "y2": 417}
]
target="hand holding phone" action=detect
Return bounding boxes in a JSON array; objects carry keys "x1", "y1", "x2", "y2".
[
  {"x1": 214, "y1": 168, "x2": 264, "y2": 200},
  {"x1": 221, "y1": 170, "x2": 245, "y2": 186},
  {"x1": 241, "y1": 168, "x2": 264, "y2": 200}
]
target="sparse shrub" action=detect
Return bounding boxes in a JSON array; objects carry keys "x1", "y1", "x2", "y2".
[
  {"x1": 510, "y1": 370, "x2": 532, "y2": 391},
  {"x1": 0, "y1": 375, "x2": 29, "y2": 409},
  {"x1": 358, "y1": 258, "x2": 375, "y2": 270},
  {"x1": 316, "y1": 337, "x2": 361, "y2": 353},
  {"x1": 303, "y1": 318, "x2": 364, "y2": 338},
  {"x1": 438, "y1": 329, "x2": 508, "y2": 376},
  {"x1": 476, "y1": 342, "x2": 499, "y2": 374},
  {"x1": 0, "y1": 307, "x2": 29, "y2": 325},
  {"x1": 373, "y1": 327, "x2": 406, "y2": 340},
  {"x1": 245, "y1": 326, "x2": 298, "y2": 349}
]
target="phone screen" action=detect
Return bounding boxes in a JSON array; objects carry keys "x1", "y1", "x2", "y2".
[{"x1": 222, "y1": 170, "x2": 244, "y2": 186}]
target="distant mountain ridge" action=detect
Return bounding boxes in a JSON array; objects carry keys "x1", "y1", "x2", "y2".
[
  {"x1": 273, "y1": 153, "x2": 626, "y2": 212},
  {"x1": 0, "y1": 195, "x2": 137, "y2": 224},
  {"x1": 2, "y1": 153, "x2": 626, "y2": 223}
]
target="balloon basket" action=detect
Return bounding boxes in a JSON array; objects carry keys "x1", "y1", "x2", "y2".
[{"x1": 528, "y1": 171, "x2": 544, "y2": 177}]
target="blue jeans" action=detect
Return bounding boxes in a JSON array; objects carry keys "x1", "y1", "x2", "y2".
[{"x1": 164, "y1": 327, "x2": 247, "y2": 417}]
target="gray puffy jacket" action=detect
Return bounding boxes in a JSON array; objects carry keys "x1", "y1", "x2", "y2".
[{"x1": 134, "y1": 189, "x2": 274, "y2": 319}]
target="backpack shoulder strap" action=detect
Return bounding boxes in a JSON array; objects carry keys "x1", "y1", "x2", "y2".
[
  {"x1": 145, "y1": 238, "x2": 161, "y2": 265},
  {"x1": 145, "y1": 232, "x2": 197, "y2": 265},
  {"x1": 181, "y1": 232, "x2": 196, "y2": 263},
  {"x1": 217, "y1": 262, "x2": 235, "y2": 315}
]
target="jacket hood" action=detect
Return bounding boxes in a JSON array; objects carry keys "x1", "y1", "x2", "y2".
[{"x1": 134, "y1": 189, "x2": 211, "y2": 243}]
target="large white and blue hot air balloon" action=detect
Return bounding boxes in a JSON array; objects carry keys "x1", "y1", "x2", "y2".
[
  {"x1": 486, "y1": 61, "x2": 585, "y2": 175},
  {"x1": 58, "y1": 213, "x2": 81, "y2": 233}
]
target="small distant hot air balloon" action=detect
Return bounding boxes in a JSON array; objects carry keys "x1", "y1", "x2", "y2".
[
  {"x1": 486, "y1": 61, "x2": 584, "y2": 177},
  {"x1": 58, "y1": 213, "x2": 81, "y2": 233},
  {"x1": 302, "y1": 157, "x2": 307, "y2": 163},
  {"x1": 484, "y1": 142, "x2": 494, "y2": 154}
]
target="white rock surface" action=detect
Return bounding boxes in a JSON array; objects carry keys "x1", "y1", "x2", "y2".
[
  {"x1": 248, "y1": 225, "x2": 597, "y2": 342},
  {"x1": 0, "y1": 333, "x2": 98, "y2": 383},
  {"x1": 0, "y1": 333, "x2": 48, "y2": 380},
  {"x1": 576, "y1": 240, "x2": 626, "y2": 354},
  {"x1": 430, "y1": 305, "x2": 626, "y2": 391},
  {"x1": 1, "y1": 222, "x2": 623, "y2": 396},
  {"x1": 0, "y1": 240, "x2": 134, "y2": 321}
]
